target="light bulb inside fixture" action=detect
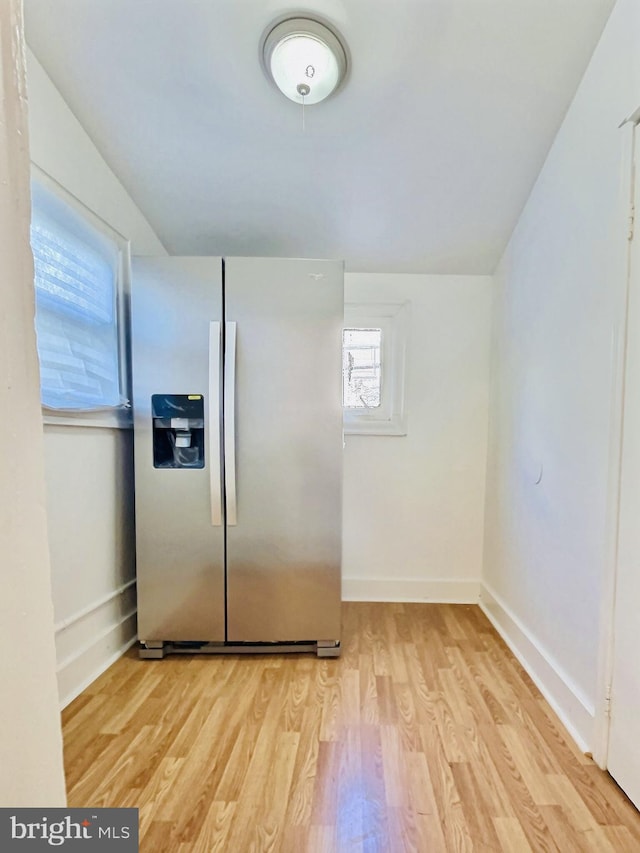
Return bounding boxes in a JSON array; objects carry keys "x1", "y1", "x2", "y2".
[{"x1": 270, "y1": 34, "x2": 340, "y2": 105}]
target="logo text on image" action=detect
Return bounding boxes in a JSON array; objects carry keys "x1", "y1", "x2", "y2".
[{"x1": 3, "y1": 808, "x2": 138, "y2": 849}]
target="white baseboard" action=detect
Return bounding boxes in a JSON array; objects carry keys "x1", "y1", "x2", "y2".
[
  {"x1": 479, "y1": 583, "x2": 595, "y2": 753},
  {"x1": 58, "y1": 628, "x2": 138, "y2": 710},
  {"x1": 342, "y1": 577, "x2": 481, "y2": 603},
  {"x1": 56, "y1": 582, "x2": 138, "y2": 709}
]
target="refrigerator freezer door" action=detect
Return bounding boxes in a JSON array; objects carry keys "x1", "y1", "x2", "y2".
[
  {"x1": 132, "y1": 257, "x2": 225, "y2": 642},
  {"x1": 224, "y1": 257, "x2": 343, "y2": 643}
]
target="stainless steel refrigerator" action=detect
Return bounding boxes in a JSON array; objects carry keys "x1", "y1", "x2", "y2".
[{"x1": 131, "y1": 256, "x2": 343, "y2": 658}]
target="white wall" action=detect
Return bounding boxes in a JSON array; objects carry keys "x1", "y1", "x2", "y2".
[
  {"x1": 27, "y1": 49, "x2": 165, "y2": 257},
  {"x1": 0, "y1": 1, "x2": 66, "y2": 806},
  {"x1": 482, "y1": 0, "x2": 640, "y2": 751},
  {"x1": 343, "y1": 273, "x2": 492, "y2": 602},
  {"x1": 45, "y1": 427, "x2": 138, "y2": 705},
  {"x1": 26, "y1": 49, "x2": 167, "y2": 707}
]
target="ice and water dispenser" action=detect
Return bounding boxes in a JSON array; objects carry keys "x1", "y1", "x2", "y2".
[{"x1": 151, "y1": 394, "x2": 205, "y2": 468}]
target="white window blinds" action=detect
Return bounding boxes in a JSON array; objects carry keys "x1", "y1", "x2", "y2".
[{"x1": 30, "y1": 183, "x2": 123, "y2": 411}]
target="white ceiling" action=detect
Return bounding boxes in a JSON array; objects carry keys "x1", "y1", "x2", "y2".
[{"x1": 24, "y1": 0, "x2": 615, "y2": 274}]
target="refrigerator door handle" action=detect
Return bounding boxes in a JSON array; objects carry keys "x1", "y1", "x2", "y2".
[
  {"x1": 224, "y1": 321, "x2": 238, "y2": 525},
  {"x1": 208, "y1": 321, "x2": 223, "y2": 526}
]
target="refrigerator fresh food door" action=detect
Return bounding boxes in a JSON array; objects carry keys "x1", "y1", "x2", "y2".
[
  {"x1": 224, "y1": 257, "x2": 343, "y2": 643},
  {"x1": 132, "y1": 257, "x2": 225, "y2": 642}
]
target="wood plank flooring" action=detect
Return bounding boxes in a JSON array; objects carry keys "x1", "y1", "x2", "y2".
[{"x1": 62, "y1": 603, "x2": 640, "y2": 851}]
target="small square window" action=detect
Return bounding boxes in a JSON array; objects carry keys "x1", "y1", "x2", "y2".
[
  {"x1": 343, "y1": 327, "x2": 382, "y2": 409},
  {"x1": 343, "y1": 303, "x2": 409, "y2": 436}
]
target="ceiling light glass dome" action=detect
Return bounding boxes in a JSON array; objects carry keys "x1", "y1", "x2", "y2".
[{"x1": 262, "y1": 17, "x2": 348, "y2": 105}]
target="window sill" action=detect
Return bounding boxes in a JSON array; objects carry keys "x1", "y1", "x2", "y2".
[
  {"x1": 42, "y1": 408, "x2": 132, "y2": 430},
  {"x1": 344, "y1": 417, "x2": 407, "y2": 436}
]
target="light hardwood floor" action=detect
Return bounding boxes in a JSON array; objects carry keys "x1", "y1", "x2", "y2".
[{"x1": 62, "y1": 603, "x2": 640, "y2": 851}]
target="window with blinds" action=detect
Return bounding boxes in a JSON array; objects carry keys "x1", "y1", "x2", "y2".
[{"x1": 30, "y1": 181, "x2": 124, "y2": 412}]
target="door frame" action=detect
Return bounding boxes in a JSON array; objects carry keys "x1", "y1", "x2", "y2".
[{"x1": 594, "y1": 109, "x2": 640, "y2": 769}]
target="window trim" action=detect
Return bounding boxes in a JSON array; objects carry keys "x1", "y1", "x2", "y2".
[
  {"x1": 31, "y1": 166, "x2": 132, "y2": 429},
  {"x1": 343, "y1": 301, "x2": 409, "y2": 436}
]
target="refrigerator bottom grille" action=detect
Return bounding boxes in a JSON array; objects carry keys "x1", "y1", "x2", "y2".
[{"x1": 139, "y1": 640, "x2": 341, "y2": 659}]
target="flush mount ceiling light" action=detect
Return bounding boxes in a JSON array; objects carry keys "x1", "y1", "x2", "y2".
[{"x1": 261, "y1": 17, "x2": 348, "y2": 105}]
